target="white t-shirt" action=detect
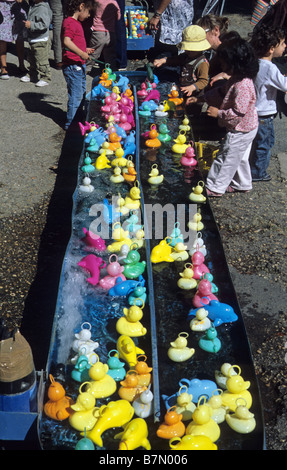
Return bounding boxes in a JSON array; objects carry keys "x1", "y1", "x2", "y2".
[{"x1": 255, "y1": 58, "x2": 287, "y2": 116}]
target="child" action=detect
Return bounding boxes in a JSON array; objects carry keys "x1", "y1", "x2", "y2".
[
  {"x1": 87, "y1": 0, "x2": 121, "y2": 72},
  {"x1": 188, "y1": 37, "x2": 259, "y2": 196},
  {"x1": 20, "y1": 0, "x2": 53, "y2": 86},
  {"x1": 249, "y1": 25, "x2": 287, "y2": 181},
  {"x1": 153, "y1": 25, "x2": 211, "y2": 99},
  {"x1": 61, "y1": 0, "x2": 94, "y2": 130}
]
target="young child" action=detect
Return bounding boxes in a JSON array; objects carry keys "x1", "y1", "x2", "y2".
[
  {"x1": 249, "y1": 25, "x2": 287, "y2": 181},
  {"x1": 153, "y1": 25, "x2": 211, "y2": 99},
  {"x1": 188, "y1": 37, "x2": 259, "y2": 196},
  {"x1": 20, "y1": 0, "x2": 53, "y2": 86},
  {"x1": 87, "y1": 0, "x2": 121, "y2": 72},
  {"x1": 61, "y1": 0, "x2": 94, "y2": 130}
]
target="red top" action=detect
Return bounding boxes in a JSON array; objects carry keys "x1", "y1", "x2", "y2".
[{"x1": 62, "y1": 17, "x2": 87, "y2": 65}]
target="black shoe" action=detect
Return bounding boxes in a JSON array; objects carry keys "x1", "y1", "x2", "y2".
[{"x1": 252, "y1": 174, "x2": 272, "y2": 182}]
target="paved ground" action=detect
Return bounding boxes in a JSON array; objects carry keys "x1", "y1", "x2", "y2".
[{"x1": 0, "y1": 1, "x2": 287, "y2": 450}]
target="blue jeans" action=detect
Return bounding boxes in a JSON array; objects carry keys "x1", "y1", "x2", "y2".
[
  {"x1": 249, "y1": 116, "x2": 275, "y2": 180},
  {"x1": 63, "y1": 64, "x2": 86, "y2": 129}
]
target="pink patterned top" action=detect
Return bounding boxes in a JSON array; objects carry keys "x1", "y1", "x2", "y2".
[{"x1": 205, "y1": 77, "x2": 258, "y2": 132}]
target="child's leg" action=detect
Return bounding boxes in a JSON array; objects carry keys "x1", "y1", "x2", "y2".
[
  {"x1": 32, "y1": 41, "x2": 51, "y2": 83},
  {"x1": 63, "y1": 64, "x2": 86, "y2": 129},
  {"x1": 102, "y1": 32, "x2": 117, "y2": 71},
  {"x1": 230, "y1": 127, "x2": 258, "y2": 190},
  {"x1": 0, "y1": 40, "x2": 8, "y2": 74},
  {"x1": 249, "y1": 117, "x2": 275, "y2": 181},
  {"x1": 206, "y1": 128, "x2": 257, "y2": 194},
  {"x1": 88, "y1": 31, "x2": 107, "y2": 64}
]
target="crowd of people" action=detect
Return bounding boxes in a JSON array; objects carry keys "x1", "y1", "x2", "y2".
[{"x1": 1, "y1": 0, "x2": 287, "y2": 191}]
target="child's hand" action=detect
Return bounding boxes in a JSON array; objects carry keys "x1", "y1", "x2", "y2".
[
  {"x1": 186, "y1": 96, "x2": 198, "y2": 105},
  {"x1": 23, "y1": 20, "x2": 31, "y2": 29},
  {"x1": 207, "y1": 106, "x2": 219, "y2": 118},
  {"x1": 153, "y1": 57, "x2": 166, "y2": 67},
  {"x1": 86, "y1": 48, "x2": 95, "y2": 55},
  {"x1": 181, "y1": 84, "x2": 196, "y2": 97},
  {"x1": 210, "y1": 72, "x2": 230, "y2": 86}
]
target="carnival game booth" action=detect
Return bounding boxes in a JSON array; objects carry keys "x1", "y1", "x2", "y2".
[{"x1": 35, "y1": 68, "x2": 265, "y2": 450}]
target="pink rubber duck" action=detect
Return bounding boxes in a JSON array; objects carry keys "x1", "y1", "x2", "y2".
[
  {"x1": 137, "y1": 82, "x2": 148, "y2": 98},
  {"x1": 191, "y1": 250, "x2": 210, "y2": 280},
  {"x1": 180, "y1": 145, "x2": 197, "y2": 167},
  {"x1": 99, "y1": 254, "x2": 126, "y2": 289},
  {"x1": 192, "y1": 278, "x2": 218, "y2": 308},
  {"x1": 78, "y1": 254, "x2": 106, "y2": 286}
]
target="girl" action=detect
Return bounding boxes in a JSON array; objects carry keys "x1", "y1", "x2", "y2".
[
  {"x1": 62, "y1": 0, "x2": 94, "y2": 130},
  {"x1": 188, "y1": 37, "x2": 259, "y2": 196}
]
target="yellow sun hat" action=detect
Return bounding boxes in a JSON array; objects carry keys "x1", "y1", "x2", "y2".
[{"x1": 178, "y1": 25, "x2": 211, "y2": 51}]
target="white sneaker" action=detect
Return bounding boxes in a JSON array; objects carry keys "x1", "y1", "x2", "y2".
[
  {"x1": 20, "y1": 75, "x2": 30, "y2": 82},
  {"x1": 35, "y1": 79, "x2": 49, "y2": 87}
]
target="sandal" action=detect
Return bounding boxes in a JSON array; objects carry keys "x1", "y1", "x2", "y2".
[{"x1": 206, "y1": 188, "x2": 223, "y2": 197}]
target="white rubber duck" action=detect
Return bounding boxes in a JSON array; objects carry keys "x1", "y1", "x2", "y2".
[
  {"x1": 226, "y1": 398, "x2": 256, "y2": 434},
  {"x1": 215, "y1": 363, "x2": 238, "y2": 390},
  {"x1": 190, "y1": 307, "x2": 211, "y2": 332}
]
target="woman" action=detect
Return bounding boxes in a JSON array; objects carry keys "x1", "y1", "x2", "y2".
[{"x1": 0, "y1": 0, "x2": 28, "y2": 79}]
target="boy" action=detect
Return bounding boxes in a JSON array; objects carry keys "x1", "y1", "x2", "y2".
[
  {"x1": 61, "y1": 0, "x2": 94, "y2": 130},
  {"x1": 250, "y1": 25, "x2": 287, "y2": 181},
  {"x1": 21, "y1": 0, "x2": 53, "y2": 87}
]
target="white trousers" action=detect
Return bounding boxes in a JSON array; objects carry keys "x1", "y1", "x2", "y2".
[{"x1": 206, "y1": 127, "x2": 258, "y2": 193}]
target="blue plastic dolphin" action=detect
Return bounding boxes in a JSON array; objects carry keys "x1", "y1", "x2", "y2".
[{"x1": 188, "y1": 299, "x2": 238, "y2": 327}]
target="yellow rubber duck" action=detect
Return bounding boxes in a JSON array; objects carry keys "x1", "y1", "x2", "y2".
[
  {"x1": 117, "y1": 335, "x2": 145, "y2": 368},
  {"x1": 179, "y1": 115, "x2": 191, "y2": 132},
  {"x1": 131, "y1": 228, "x2": 145, "y2": 249},
  {"x1": 170, "y1": 242, "x2": 189, "y2": 261},
  {"x1": 168, "y1": 332, "x2": 195, "y2": 362},
  {"x1": 118, "y1": 371, "x2": 147, "y2": 402},
  {"x1": 84, "y1": 399, "x2": 134, "y2": 447},
  {"x1": 83, "y1": 357, "x2": 117, "y2": 399},
  {"x1": 177, "y1": 263, "x2": 197, "y2": 290},
  {"x1": 69, "y1": 389, "x2": 100, "y2": 431},
  {"x1": 215, "y1": 363, "x2": 238, "y2": 390},
  {"x1": 207, "y1": 389, "x2": 227, "y2": 424},
  {"x1": 189, "y1": 181, "x2": 206, "y2": 202},
  {"x1": 225, "y1": 398, "x2": 256, "y2": 434},
  {"x1": 221, "y1": 365, "x2": 252, "y2": 411},
  {"x1": 185, "y1": 397, "x2": 221, "y2": 443},
  {"x1": 110, "y1": 165, "x2": 125, "y2": 183},
  {"x1": 187, "y1": 212, "x2": 204, "y2": 231},
  {"x1": 163, "y1": 99, "x2": 176, "y2": 112},
  {"x1": 190, "y1": 307, "x2": 211, "y2": 332},
  {"x1": 174, "y1": 385, "x2": 196, "y2": 421},
  {"x1": 148, "y1": 164, "x2": 164, "y2": 185},
  {"x1": 116, "y1": 304, "x2": 147, "y2": 337},
  {"x1": 151, "y1": 238, "x2": 174, "y2": 263},
  {"x1": 107, "y1": 222, "x2": 133, "y2": 253},
  {"x1": 169, "y1": 435, "x2": 217, "y2": 450},
  {"x1": 172, "y1": 131, "x2": 189, "y2": 154},
  {"x1": 95, "y1": 150, "x2": 111, "y2": 170},
  {"x1": 111, "y1": 147, "x2": 128, "y2": 167},
  {"x1": 114, "y1": 418, "x2": 151, "y2": 450},
  {"x1": 123, "y1": 182, "x2": 141, "y2": 210},
  {"x1": 99, "y1": 140, "x2": 114, "y2": 156}
]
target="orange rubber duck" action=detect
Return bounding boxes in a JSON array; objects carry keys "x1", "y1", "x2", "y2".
[
  {"x1": 168, "y1": 85, "x2": 183, "y2": 106},
  {"x1": 108, "y1": 132, "x2": 122, "y2": 151},
  {"x1": 118, "y1": 371, "x2": 147, "y2": 402},
  {"x1": 123, "y1": 161, "x2": 137, "y2": 183},
  {"x1": 133, "y1": 355, "x2": 152, "y2": 387},
  {"x1": 44, "y1": 374, "x2": 74, "y2": 421},
  {"x1": 145, "y1": 124, "x2": 161, "y2": 148},
  {"x1": 157, "y1": 406, "x2": 185, "y2": 439}
]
